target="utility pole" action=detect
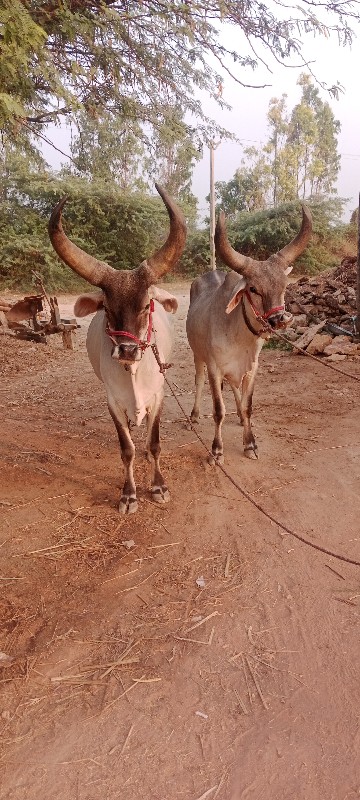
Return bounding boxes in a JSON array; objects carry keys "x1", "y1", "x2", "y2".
[
  {"x1": 357, "y1": 192, "x2": 360, "y2": 338},
  {"x1": 209, "y1": 140, "x2": 221, "y2": 270}
]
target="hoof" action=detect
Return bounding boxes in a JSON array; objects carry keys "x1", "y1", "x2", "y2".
[
  {"x1": 190, "y1": 411, "x2": 200, "y2": 424},
  {"x1": 244, "y1": 445, "x2": 258, "y2": 460},
  {"x1": 119, "y1": 495, "x2": 138, "y2": 514},
  {"x1": 151, "y1": 486, "x2": 170, "y2": 504},
  {"x1": 207, "y1": 452, "x2": 224, "y2": 466}
]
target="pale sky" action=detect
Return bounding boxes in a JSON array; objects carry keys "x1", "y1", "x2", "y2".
[
  {"x1": 41, "y1": 10, "x2": 360, "y2": 223},
  {"x1": 191, "y1": 17, "x2": 360, "y2": 221}
]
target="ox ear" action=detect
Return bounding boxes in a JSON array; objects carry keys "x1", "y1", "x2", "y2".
[
  {"x1": 149, "y1": 285, "x2": 178, "y2": 314},
  {"x1": 74, "y1": 292, "x2": 104, "y2": 317},
  {"x1": 284, "y1": 264, "x2": 293, "y2": 276},
  {"x1": 225, "y1": 277, "x2": 247, "y2": 314}
]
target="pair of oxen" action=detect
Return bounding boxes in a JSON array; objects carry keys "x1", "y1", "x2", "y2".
[{"x1": 49, "y1": 186, "x2": 312, "y2": 514}]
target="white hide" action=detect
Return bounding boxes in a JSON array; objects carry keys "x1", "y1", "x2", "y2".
[{"x1": 86, "y1": 301, "x2": 174, "y2": 426}]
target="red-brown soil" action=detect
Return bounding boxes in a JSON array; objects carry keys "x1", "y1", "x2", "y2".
[{"x1": 1, "y1": 284, "x2": 360, "y2": 800}]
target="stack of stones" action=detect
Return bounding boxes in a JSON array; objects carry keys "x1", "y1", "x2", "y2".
[{"x1": 283, "y1": 256, "x2": 360, "y2": 361}]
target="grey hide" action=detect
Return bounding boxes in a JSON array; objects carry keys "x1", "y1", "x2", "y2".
[{"x1": 186, "y1": 207, "x2": 312, "y2": 464}]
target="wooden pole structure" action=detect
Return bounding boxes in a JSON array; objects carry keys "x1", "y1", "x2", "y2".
[
  {"x1": 209, "y1": 140, "x2": 221, "y2": 271},
  {"x1": 357, "y1": 192, "x2": 360, "y2": 338}
]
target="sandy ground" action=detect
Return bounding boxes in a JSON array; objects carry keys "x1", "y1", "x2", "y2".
[{"x1": 1, "y1": 282, "x2": 360, "y2": 800}]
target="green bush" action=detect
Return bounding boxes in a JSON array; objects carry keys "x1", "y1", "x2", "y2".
[
  {"x1": 177, "y1": 229, "x2": 211, "y2": 277},
  {"x1": 174, "y1": 198, "x2": 355, "y2": 280},
  {"x1": 227, "y1": 198, "x2": 352, "y2": 275},
  {"x1": 0, "y1": 174, "x2": 183, "y2": 290},
  {"x1": 1, "y1": 166, "x2": 356, "y2": 291}
]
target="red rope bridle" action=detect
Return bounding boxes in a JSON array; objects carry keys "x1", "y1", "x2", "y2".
[
  {"x1": 242, "y1": 290, "x2": 287, "y2": 337},
  {"x1": 106, "y1": 299, "x2": 155, "y2": 350},
  {"x1": 105, "y1": 299, "x2": 172, "y2": 373},
  {"x1": 244, "y1": 290, "x2": 285, "y2": 321}
]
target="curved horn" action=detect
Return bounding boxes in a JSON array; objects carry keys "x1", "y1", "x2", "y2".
[
  {"x1": 147, "y1": 183, "x2": 187, "y2": 278},
  {"x1": 214, "y1": 210, "x2": 259, "y2": 277},
  {"x1": 48, "y1": 197, "x2": 114, "y2": 287},
  {"x1": 277, "y1": 205, "x2": 312, "y2": 266}
]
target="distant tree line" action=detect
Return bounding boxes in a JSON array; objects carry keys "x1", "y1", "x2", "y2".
[{"x1": 214, "y1": 75, "x2": 341, "y2": 217}]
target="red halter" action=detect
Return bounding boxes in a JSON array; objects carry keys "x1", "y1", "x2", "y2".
[
  {"x1": 106, "y1": 299, "x2": 155, "y2": 350},
  {"x1": 244, "y1": 290, "x2": 285, "y2": 321}
]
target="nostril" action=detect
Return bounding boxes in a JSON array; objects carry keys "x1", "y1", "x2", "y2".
[
  {"x1": 268, "y1": 313, "x2": 283, "y2": 328},
  {"x1": 119, "y1": 343, "x2": 138, "y2": 357}
]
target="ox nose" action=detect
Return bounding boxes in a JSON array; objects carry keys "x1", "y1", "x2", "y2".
[
  {"x1": 267, "y1": 313, "x2": 283, "y2": 328},
  {"x1": 117, "y1": 343, "x2": 139, "y2": 360}
]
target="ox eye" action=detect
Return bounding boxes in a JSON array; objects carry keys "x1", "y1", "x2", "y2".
[
  {"x1": 141, "y1": 303, "x2": 150, "y2": 313},
  {"x1": 249, "y1": 287, "x2": 259, "y2": 295}
]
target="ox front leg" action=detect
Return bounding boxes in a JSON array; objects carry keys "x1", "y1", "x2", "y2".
[
  {"x1": 241, "y1": 369, "x2": 258, "y2": 459},
  {"x1": 208, "y1": 370, "x2": 225, "y2": 466},
  {"x1": 108, "y1": 403, "x2": 138, "y2": 514},
  {"x1": 146, "y1": 396, "x2": 170, "y2": 504}
]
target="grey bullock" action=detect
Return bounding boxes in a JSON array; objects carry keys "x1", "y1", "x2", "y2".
[
  {"x1": 186, "y1": 207, "x2": 312, "y2": 464},
  {"x1": 49, "y1": 185, "x2": 186, "y2": 513}
]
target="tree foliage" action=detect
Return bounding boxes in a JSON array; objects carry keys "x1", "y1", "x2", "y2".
[
  {"x1": 66, "y1": 106, "x2": 200, "y2": 222},
  {"x1": 213, "y1": 147, "x2": 272, "y2": 219},
  {"x1": 214, "y1": 75, "x2": 341, "y2": 215},
  {"x1": 179, "y1": 198, "x2": 352, "y2": 278},
  {"x1": 143, "y1": 106, "x2": 200, "y2": 219},
  {"x1": 68, "y1": 112, "x2": 146, "y2": 191},
  {"x1": 1, "y1": 1, "x2": 358, "y2": 150},
  {"x1": 270, "y1": 74, "x2": 341, "y2": 202},
  {"x1": 222, "y1": 199, "x2": 349, "y2": 274},
  {"x1": 0, "y1": 145, "x2": 186, "y2": 289}
]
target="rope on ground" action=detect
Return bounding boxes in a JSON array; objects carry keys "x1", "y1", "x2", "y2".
[{"x1": 165, "y1": 376, "x2": 360, "y2": 568}]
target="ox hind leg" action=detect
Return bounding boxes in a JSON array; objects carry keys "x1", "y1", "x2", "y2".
[
  {"x1": 230, "y1": 385, "x2": 244, "y2": 425},
  {"x1": 208, "y1": 369, "x2": 226, "y2": 466},
  {"x1": 145, "y1": 396, "x2": 170, "y2": 504},
  {"x1": 190, "y1": 357, "x2": 206, "y2": 423},
  {"x1": 108, "y1": 402, "x2": 138, "y2": 514}
]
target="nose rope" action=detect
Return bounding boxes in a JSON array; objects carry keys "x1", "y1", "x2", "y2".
[{"x1": 106, "y1": 299, "x2": 155, "y2": 349}]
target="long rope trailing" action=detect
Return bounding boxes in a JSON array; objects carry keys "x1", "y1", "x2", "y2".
[
  {"x1": 163, "y1": 374, "x2": 360, "y2": 568},
  {"x1": 281, "y1": 287, "x2": 360, "y2": 383}
]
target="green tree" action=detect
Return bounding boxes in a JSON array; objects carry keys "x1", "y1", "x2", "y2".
[
  {"x1": 68, "y1": 112, "x2": 146, "y2": 191},
  {"x1": 285, "y1": 74, "x2": 340, "y2": 199},
  {"x1": 220, "y1": 198, "x2": 348, "y2": 274},
  {"x1": 214, "y1": 147, "x2": 271, "y2": 217},
  {"x1": 0, "y1": 141, "x2": 187, "y2": 289},
  {"x1": 0, "y1": 131, "x2": 48, "y2": 203},
  {"x1": 217, "y1": 75, "x2": 341, "y2": 211},
  {"x1": 0, "y1": 1, "x2": 357, "y2": 151},
  {"x1": 266, "y1": 95, "x2": 290, "y2": 206},
  {"x1": 144, "y1": 107, "x2": 200, "y2": 224}
]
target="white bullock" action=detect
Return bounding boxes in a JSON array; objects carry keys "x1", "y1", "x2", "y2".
[{"x1": 49, "y1": 185, "x2": 186, "y2": 513}]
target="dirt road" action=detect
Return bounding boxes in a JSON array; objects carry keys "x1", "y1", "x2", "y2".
[{"x1": 1, "y1": 284, "x2": 360, "y2": 800}]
